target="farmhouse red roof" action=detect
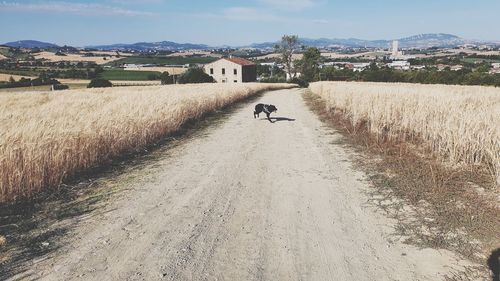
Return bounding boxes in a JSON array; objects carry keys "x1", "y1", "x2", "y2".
[{"x1": 224, "y1": 57, "x2": 255, "y2": 66}]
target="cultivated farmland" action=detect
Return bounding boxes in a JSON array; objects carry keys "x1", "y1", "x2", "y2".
[
  {"x1": 100, "y1": 69, "x2": 162, "y2": 81},
  {"x1": 0, "y1": 73, "x2": 34, "y2": 82},
  {"x1": 0, "y1": 83, "x2": 292, "y2": 202},
  {"x1": 34, "y1": 51, "x2": 121, "y2": 64},
  {"x1": 124, "y1": 66, "x2": 187, "y2": 75},
  {"x1": 309, "y1": 82, "x2": 500, "y2": 184}
]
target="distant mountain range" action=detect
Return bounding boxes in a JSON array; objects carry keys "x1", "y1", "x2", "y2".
[
  {"x1": 88, "y1": 41, "x2": 210, "y2": 51},
  {"x1": 4, "y1": 40, "x2": 60, "y2": 49},
  {"x1": 3, "y1": 34, "x2": 498, "y2": 51},
  {"x1": 251, "y1": 34, "x2": 469, "y2": 49}
]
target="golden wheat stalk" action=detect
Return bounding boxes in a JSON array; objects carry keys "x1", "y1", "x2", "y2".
[
  {"x1": 0, "y1": 83, "x2": 293, "y2": 201},
  {"x1": 309, "y1": 81, "x2": 500, "y2": 185}
]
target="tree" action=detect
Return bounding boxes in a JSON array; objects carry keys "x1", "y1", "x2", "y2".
[
  {"x1": 475, "y1": 62, "x2": 491, "y2": 73},
  {"x1": 177, "y1": 68, "x2": 214, "y2": 84},
  {"x1": 87, "y1": 78, "x2": 112, "y2": 88},
  {"x1": 298, "y1": 47, "x2": 321, "y2": 82},
  {"x1": 275, "y1": 35, "x2": 299, "y2": 80},
  {"x1": 8, "y1": 76, "x2": 15, "y2": 83},
  {"x1": 160, "y1": 71, "x2": 174, "y2": 85},
  {"x1": 52, "y1": 84, "x2": 69, "y2": 91}
]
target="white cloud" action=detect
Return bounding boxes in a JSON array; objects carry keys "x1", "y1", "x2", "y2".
[
  {"x1": 107, "y1": 0, "x2": 164, "y2": 4},
  {"x1": 258, "y1": 0, "x2": 317, "y2": 11},
  {"x1": 312, "y1": 19, "x2": 328, "y2": 24},
  {"x1": 0, "y1": 1, "x2": 157, "y2": 17}
]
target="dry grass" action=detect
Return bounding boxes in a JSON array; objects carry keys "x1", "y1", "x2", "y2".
[
  {"x1": 167, "y1": 51, "x2": 218, "y2": 57},
  {"x1": 0, "y1": 83, "x2": 293, "y2": 202},
  {"x1": 89, "y1": 51, "x2": 132, "y2": 57},
  {"x1": 56, "y1": 78, "x2": 90, "y2": 84},
  {"x1": 304, "y1": 90, "x2": 499, "y2": 279},
  {"x1": 309, "y1": 82, "x2": 500, "y2": 186},
  {"x1": 34, "y1": 51, "x2": 121, "y2": 65},
  {"x1": 111, "y1": 81, "x2": 161, "y2": 86},
  {"x1": 0, "y1": 73, "x2": 35, "y2": 82}
]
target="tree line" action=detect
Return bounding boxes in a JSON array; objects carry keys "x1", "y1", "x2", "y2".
[{"x1": 271, "y1": 35, "x2": 500, "y2": 87}]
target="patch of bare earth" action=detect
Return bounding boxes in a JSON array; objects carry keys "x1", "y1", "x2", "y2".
[{"x1": 304, "y1": 90, "x2": 500, "y2": 281}]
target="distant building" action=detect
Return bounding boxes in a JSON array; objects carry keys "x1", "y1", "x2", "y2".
[
  {"x1": 411, "y1": 65, "x2": 426, "y2": 70},
  {"x1": 388, "y1": 60, "x2": 410, "y2": 70},
  {"x1": 286, "y1": 72, "x2": 302, "y2": 80},
  {"x1": 204, "y1": 57, "x2": 256, "y2": 83},
  {"x1": 352, "y1": 63, "x2": 371, "y2": 72},
  {"x1": 259, "y1": 62, "x2": 276, "y2": 67},
  {"x1": 392, "y1": 40, "x2": 399, "y2": 57},
  {"x1": 436, "y1": 64, "x2": 447, "y2": 71},
  {"x1": 435, "y1": 64, "x2": 463, "y2": 71},
  {"x1": 320, "y1": 62, "x2": 350, "y2": 69}
]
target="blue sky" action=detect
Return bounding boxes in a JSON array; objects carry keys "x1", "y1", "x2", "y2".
[{"x1": 0, "y1": 0, "x2": 499, "y2": 46}]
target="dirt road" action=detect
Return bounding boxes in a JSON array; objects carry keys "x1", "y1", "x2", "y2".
[{"x1": 22, "y1": 89, "x2": 466, "y2": 280}]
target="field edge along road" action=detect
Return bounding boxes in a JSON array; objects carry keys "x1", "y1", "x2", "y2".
[{"x1": 0, "y1": 83, "x2": 293, "y2": 202}]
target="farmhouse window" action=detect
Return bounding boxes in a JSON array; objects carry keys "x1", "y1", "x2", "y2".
[
  {"x1": 210, "y1": 68, "x2": 214, "y2": 74},
  {"x1": 222, "y1": 68, "x2": 225, "y2": 75},
  {"x1": 234, "y1": 69, "x2": 237, "y2": 75}
]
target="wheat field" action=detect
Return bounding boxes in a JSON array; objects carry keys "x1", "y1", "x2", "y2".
[
  {"x1": 309, "y1": 82, "x2": 500, "y2": 185},
  {"x1": 0, "y1": 83, "x2": 292, "y2": 201},
  {"x1": 124, "y1": 67, "x2": 187, "y2": 75},
  {"x1": 34, "y1": 51, "x2": 121, "y2": 65},
  {"x1": 0, "y1": 73, "x2": 35, "y2": 82}
]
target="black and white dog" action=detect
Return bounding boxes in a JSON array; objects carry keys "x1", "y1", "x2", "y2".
[{"x1": 254, "y1": 103, "x2": 278, "y2": 122}]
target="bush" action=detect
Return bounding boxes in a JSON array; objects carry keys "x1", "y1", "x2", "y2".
[
  {"x1": 289, "y1": 77, "x2": 309, "y2": 88},
  {"x1": 177, "y1": 68, "x2": 214, "y2": 84},
  {"x1": 87, "y1": 78, "x2": 112, "y2": 88},
  {"x1": 160, "y1": 71, "x2": 174, "y2": 85},
  {"x1": 52, "y1": 84, "x2": 69, "y2": 91},
  {"x1": 0, "y1": 76, "x2": 61, "y2": 89}
]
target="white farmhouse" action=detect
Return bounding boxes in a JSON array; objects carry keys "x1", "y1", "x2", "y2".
[
  {"x1": 351, "y1": 63, "x2": 370, "y2": 72},
  {"x1": 204, "y1": 57, "x2": 257, "y2": 83},
  {"x1": 388, "y1": 60, "x2": 410, "y2": 70}
]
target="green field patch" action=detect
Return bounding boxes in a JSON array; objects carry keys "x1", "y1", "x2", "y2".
[
  {"x1": 107, "y1": 56, "x2": 217, "y2": 66},
  {"x1": 0, "y1": 69, "x2": 42, "y2": 77},
  {"x1": 100, "y1": 69, "x2": 162, "y2": 81},
  {"x1": 461, "y1": 57, "x2": 500, "y2": 63}
]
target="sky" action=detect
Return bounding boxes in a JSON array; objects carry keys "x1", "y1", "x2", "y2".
[{"x1": 0, "y1": 0, "x2": 499, "y2": 46}]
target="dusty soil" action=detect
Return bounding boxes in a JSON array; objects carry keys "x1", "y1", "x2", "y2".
[{"x1": 9, "y1": 89, "x2": 470, "y2": 280}]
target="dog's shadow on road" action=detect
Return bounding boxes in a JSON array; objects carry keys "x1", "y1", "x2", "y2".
[{"x1": 260, "y1": 117, "x2": 296, "y2": 123}]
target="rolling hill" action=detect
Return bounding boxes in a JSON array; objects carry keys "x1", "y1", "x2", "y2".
[{"x1": 4, "y1": 40, "x2": 60, "y2": 49}]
